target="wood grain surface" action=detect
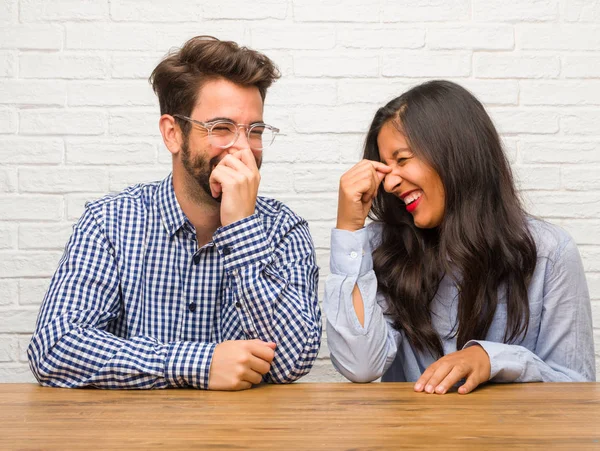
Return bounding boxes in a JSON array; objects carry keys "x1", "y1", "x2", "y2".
[{"x1": 1, "y1": 382, "x2": 599, "y2": 450}]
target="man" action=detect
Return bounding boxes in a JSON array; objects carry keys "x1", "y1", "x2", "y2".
[{"x1": 27, "y1": 36, "x2": 321, "y2": 390}]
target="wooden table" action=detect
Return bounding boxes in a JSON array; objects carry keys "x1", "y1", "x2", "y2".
[{"x1": 1, "y1": 383, "x2": 599, "y2": 450}]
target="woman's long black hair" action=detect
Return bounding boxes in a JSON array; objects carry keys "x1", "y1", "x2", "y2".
[{"x1": 364, "y1": 80, "x2": 537, "y2": 358}]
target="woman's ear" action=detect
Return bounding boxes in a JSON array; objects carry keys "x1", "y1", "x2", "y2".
[{"x1": 159, "y1": 114, "x2": 181, "y2": 156}]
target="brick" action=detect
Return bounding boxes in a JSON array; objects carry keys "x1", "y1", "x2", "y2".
[
  {"x1": 580, "y1": 246, "x2": 600, "y2": 272},
  {"x1": 67, "y1": 139, "x2": 155, "y2": 165},
  {"x1": 204, "y1": 0, "x2": 287, "y2": 19},
  {"x1": 521, "y1": 81, "x2": 600, "y2": 106},
  {"x1": 521, "y1": 140, "x2": 600, "y2": 164},
  {"x1": 562, "y1": 55, "x2": 600, "y2": 78},
  {"x1": 251, "y1": 27, "x2": 335, "y2": 50},
  {"x1": 277, "y1": 195, "x2": 338, "y2": 221},
  {"x1": 294, "y1": 166, "x2": 342, "y2": 193},
  {"x1": 66, "y1": 193, "x2": 104, "y2": 221},
  {"x1": 564, "y1": 0, "x2": 600, "y2": 22},
  {"x1": 0, "y1": 80, "x2": 66, "y2": 106},
  {"x1": 459, "y1": 79, "x2": 520, "y2": 106},
  {"x1": 294, "y1": 105, "x2": 379, "y2": 134},
  {"x1": 109, "y1": 109, "x2": 160, "y2": 137},
  {"x1": 473, "y1": 0, "x2": 558, "y2": 21},
  {"x1": 474, "y1": 54, "x2": 559, "y2": 79},
  {"x1": 20, "y1": 110, "x2": 105, "y2": 136},
  {"x1": 262, "y1": 107, "x2": 293, "y2": 136},
  {"x1": 20, "y1": 52, "x2": 106, "y2": 79},
  {"x1": 562, "y1": 111, "x2": 600, "y2": 135},
  {"x1": 66, "y1": 24, "x2": 157, "y2": 51},
  {"x1": 20, "y1": 167, "x2": 108, "y2": 194},
  {"x1": 17, "y1": 336, "x2": 30, "y2": 362},
  {"x1": 295, "y1": 52, "x2": 379, "y2": 77},
  {"x1": 270, "y1": 134, "x2": 349, "y2": 164},
  {"x1": 155, "y1": 25, "x2": 247, "y2": 51},
  {"x1": 0, "y1": 0, "x2": 17, "y2": 25},
  {"x1": 382, "y1": 52, "x2": 470, "y2": 77},
  {"x1": 524, "y1": 192, "x2": 600, "y2": 219},
  {"x1": 20, "y1": 0, "x2": 108, "y2": 22},
  {"x1": 19, "y1": 223, "x2": 72, "y2": 250},
  {"x1": 294, "y1": 0, "x2": 377, "y2": 22},
  {"x1": 488, "y1": 109, "x2": 559, "y2": 135},
  {"x1": 0, "y1": 223, "x2": 17, "y2": 250},
  {"x1": 257, "y1": 163, "x2": 294, "y2": 195},
  {"x1": 382, "y1": 0, "x2": 469, "y2": 21},
  {"x1": 0, "y1": 50, "x2": 15, "y2": 77},
  {"x1": 19, "y1": 278, "x2": 51, "y2": 306},
  {"x1": 0, "y1": 168, "x2": 17, "y2": 192},
  {"x1": 0, "y1": 25, "x2": 62, "y2": 50},
  {"x1": 0, "y1": 309, "x2": 39, "y2": 332},
  {"x1": 0, "y1": 138, "x2": 63, "y2": 164},
  {"x1": 306, "y1": 220, "x2": 336, "y2": 250},
  {"x1": 157, "y1": 142, "x2": 172, "y2": 164},
  {"x1": 0, "y1": 280, "x2": 18, "y2": 306},
  {"x1": 562, "y1": 221, "x2": 600, "y2": 246},
  {"x1": 108, "y1": 167, "x2": 170, "y2": 192},
  {"x1": 68, "y1": 81, "x2": 157, "y2": 107},
  {"x1": 0, "y1": 364, "x2": 37, "y2": 383},
  {"x1": 518, "y1": 25, "x2": 600, "y2": 50},
  {"x1": 261, "y1": 51, "x2": 293, "y2": 78},
  {"x1": 337, "y1": 79, "x2": 415, "y2": 104},
  {"x1": 0, "y1": 195, "x2": 62, "y2": 221},
  {"x1": 340, "y1": 29, "x2": 423, "y2": 51},
  {"x1": 0, "y1": 252, "x2": 62, "y2": 278},
  {"x1": 267, "y1": 80, "x2": 336, "y2": 106},
  {"x1": 0, "y1": 338, "x2": 17, "y2": 362},
  {"x1": 111, "y1": 0, "x2": 202, "y2": 22},
  {"x1": 428, "y1": 26, "x2": 514, "y2": 50},
  {"x1": 0, "y1": 108, "x2": 16, "y2": 134},
  {"x1": 512, "y1": 165, "x2": 560, "y2": 191},
  {"x1": 588, "y1": 274, "x2": 600, "y2": 300},
  {"x1": 562, "y1": 167, "x2": 600, "y2": 191},
  {"x1": 502, "y1": 138, "x2": 518, "y2": 164},
  {"x1": 111, "y1": 53, "x2": 163, "y2": 79}
]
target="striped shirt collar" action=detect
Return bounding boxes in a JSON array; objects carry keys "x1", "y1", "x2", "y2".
[{"x1": 156, "y1": 173, "x2": 190, "y2": 238}]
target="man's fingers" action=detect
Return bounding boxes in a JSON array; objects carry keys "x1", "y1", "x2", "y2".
[
  {"x1": 249, "y1": 355, "x2": 271, "y2": 375},
  {"x1": 242, "y1": 368, "x2": 264, "y2": 386},
  {"x1": 246, "y1": 340, "x2": 276, "y2": 363}
]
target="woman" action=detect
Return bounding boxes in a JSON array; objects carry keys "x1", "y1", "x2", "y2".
[{"x1": 325, "y1": 80, "x2": 595, "y2": 394}]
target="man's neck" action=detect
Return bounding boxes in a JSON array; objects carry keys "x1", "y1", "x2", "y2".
[{"x1": 172, "y1": 168, "x2": 221, "y2": 248}]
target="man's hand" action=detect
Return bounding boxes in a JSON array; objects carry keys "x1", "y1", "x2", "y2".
[
  {"x1": 209, "y1": 148, "x2": 260, "y2": 227},
  {"x1": 208, "y1": 339, "x2": 276, "y2": 391},
  {"x1": 414, "y1": 345, "x2": 491, "y2": 395},
  {"x1": 336, "y1": 160, "x2": 391, "y2": 232}
]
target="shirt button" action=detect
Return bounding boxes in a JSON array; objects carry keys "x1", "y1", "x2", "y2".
[
  {"x1": 235, "y1": 301, "x2": 242, "y2": 309},
  {"x1": 193, "y1": 254, "x2": 200, "y2": 264},
  {"x1": 350, "y1": 251, "x2": 358, "y2": 259},
  {"x1": 188, "y1": 302, "x2": 197, "y2": 312},
  {"x1": 222, "y1": 246, "x2": 231, "y2": 256}
]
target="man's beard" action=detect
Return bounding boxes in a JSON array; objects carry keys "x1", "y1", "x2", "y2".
[{"x1": 180, "y1": 134, "x2": 262, "y2": 205}]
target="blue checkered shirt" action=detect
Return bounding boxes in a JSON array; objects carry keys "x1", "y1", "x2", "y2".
[{"x1": 27, "y1": 174, "x2": 321, "y2": 389}]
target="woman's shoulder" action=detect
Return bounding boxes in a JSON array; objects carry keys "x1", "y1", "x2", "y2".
[{"x1": 527, "y1": 217, "x2": 578, "y2": 264}]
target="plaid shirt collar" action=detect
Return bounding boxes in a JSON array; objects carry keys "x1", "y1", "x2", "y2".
[{"x1": 156, "y1": 173, "x2": 192, "y2": 238}]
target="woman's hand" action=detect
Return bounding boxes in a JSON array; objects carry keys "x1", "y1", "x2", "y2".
[
  {"x1": 336, "y1": 160, "x2": 391, "y2": 232},
  {"x1": 414, "y1": 345, "x2": 491, "y2": 395}
]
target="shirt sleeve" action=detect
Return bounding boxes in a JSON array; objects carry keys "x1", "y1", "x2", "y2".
[
  {"x1": 27, "y1": 208, "x2": 216, "y2": 389},
  {"x1": 465, "y1": 235, "x2": 596, "y2": 383},
  {"x1": 211, "y1": 213, "x2": 321, "y2": 383},
  {"x1": 323, "y1": 227, "x2": 402, "y2": 383}
]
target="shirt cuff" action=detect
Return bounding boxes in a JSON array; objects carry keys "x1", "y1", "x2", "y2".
[
  {"x1": 212, "y1": 214, "x2": 271, "y2": 272},
  {"x1": 330, "y1": 228, "x2": 373, "y2": 276},
  {"x1": 463, "y1": 339, "x2": 523, "y2": 381},
  {"x1": 164, "y1": 341, "x2": 216, "y2": 389}
]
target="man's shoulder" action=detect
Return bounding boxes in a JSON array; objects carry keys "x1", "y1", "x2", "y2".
[{"x1": 83, "y1": 179, "x2": 163, "y2": 222}]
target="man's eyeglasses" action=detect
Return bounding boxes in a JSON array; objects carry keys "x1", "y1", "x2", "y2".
[{"x1": 173, "y1": 114, "x2": 279, "y2": 151}]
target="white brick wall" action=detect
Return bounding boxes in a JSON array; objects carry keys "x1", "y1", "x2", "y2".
[{"x1": 1, "y1": 0, "x2": 599, "y2": 384}]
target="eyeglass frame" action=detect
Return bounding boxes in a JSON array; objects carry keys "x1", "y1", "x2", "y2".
[{"x1": 172, "y1": 114, "x2": 280, "y2": 151}]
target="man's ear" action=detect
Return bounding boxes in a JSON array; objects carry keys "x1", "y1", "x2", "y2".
[{"x1": 159, "y1": 114, "x2": 182, "y2": 156}]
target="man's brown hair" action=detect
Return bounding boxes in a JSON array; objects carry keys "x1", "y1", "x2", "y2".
[{"x1": 149, "y1": 35, "x2": 280, "y2": 134}]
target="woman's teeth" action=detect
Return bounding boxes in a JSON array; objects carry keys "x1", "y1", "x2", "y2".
[{"x1": 404, "y1": 191, "x2": 422, "y2": 205}]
